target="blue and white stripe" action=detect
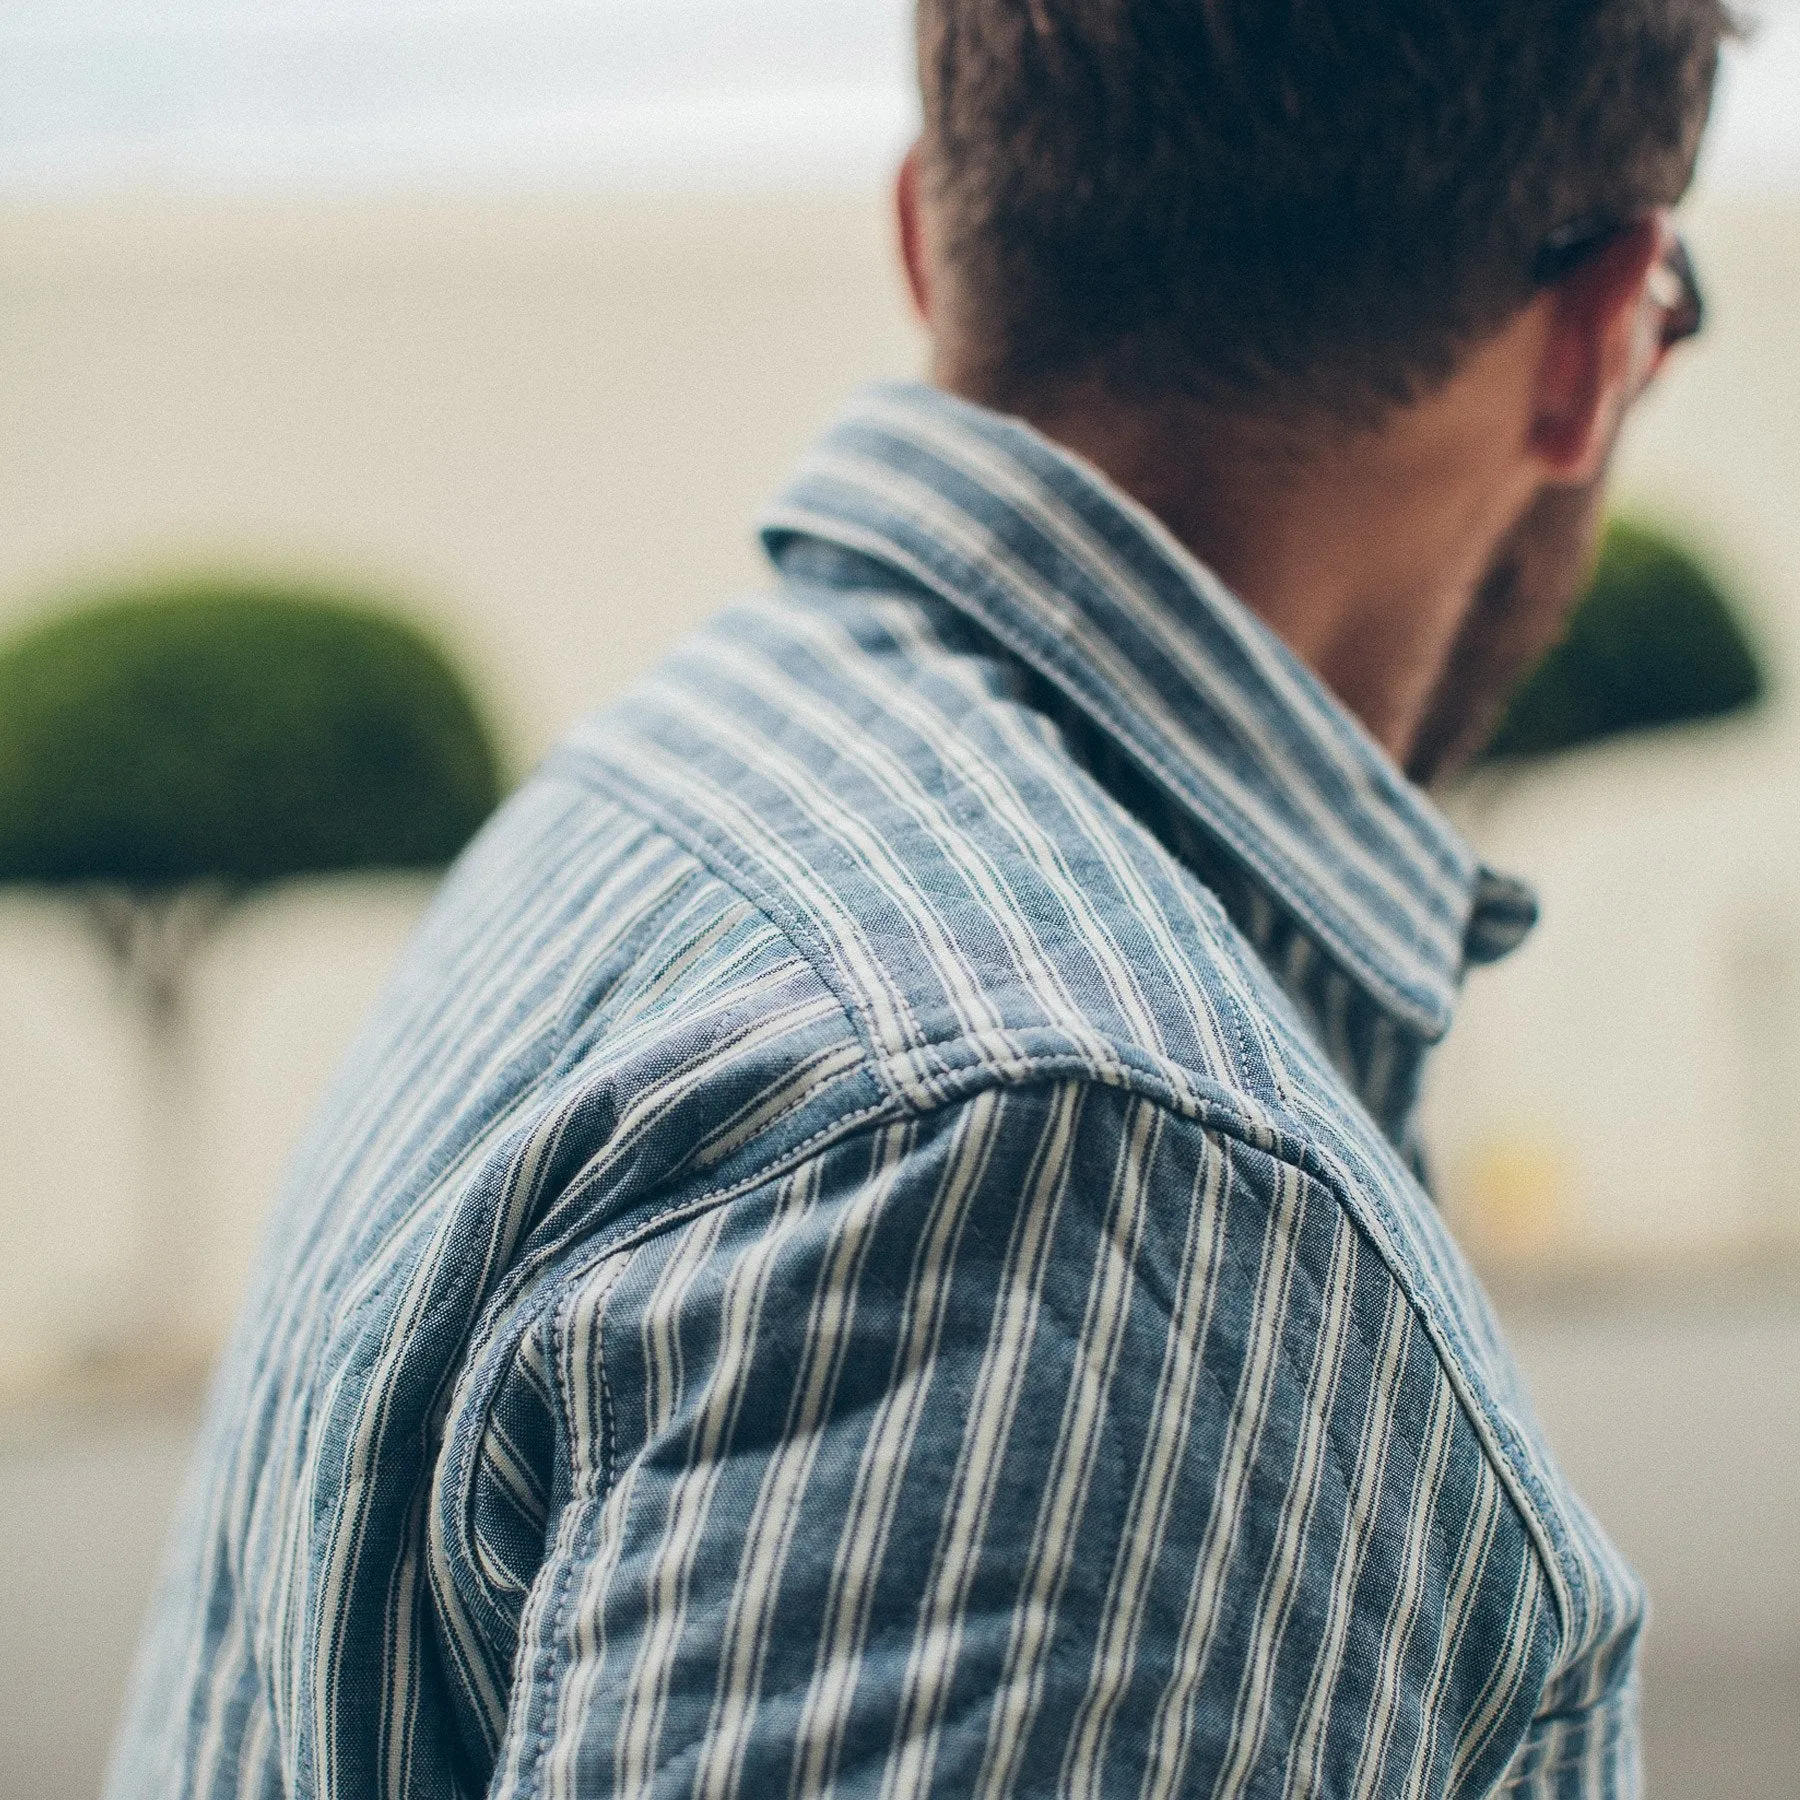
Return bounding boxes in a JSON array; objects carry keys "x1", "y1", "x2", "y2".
[{"x1": 108, "y1": 381, "x2": 1642, "y2": 1800}]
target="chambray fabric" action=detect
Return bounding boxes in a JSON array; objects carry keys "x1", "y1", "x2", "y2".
[{"x1": 107, "y1": 382, "x2": 1643, "y2": 1800}]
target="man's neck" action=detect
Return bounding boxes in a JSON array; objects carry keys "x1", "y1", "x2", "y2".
[{"x1": 945, "y1": 352, "x2": 1543, "y2": 770}]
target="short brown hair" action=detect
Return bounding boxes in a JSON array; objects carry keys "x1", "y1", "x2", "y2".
[{"x1": 918, "y1": 0, "x2": 1731, "y2": 426}]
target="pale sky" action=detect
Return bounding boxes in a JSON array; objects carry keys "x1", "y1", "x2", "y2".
[{"x1": 0, "y1": 0, "x2": 1792, "y2": 196}]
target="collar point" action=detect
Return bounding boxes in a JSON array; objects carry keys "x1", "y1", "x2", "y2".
[{"x1": 1464, "y1": 866, "x2": 1540, "y2": 968}]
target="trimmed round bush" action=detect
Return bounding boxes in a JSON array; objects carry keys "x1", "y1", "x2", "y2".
[
  {"x1": 0, "y1": 580, "x2": 503, "y2": 888},
  {"x1": 1483, "y1": 520, "x2": 1765, "y2": 762}
]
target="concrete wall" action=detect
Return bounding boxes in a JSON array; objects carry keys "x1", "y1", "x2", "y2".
[{"x1": 0, "y1": 191, "x2": 1796, "y2": 1388}]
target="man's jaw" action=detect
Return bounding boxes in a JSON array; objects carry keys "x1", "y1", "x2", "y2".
[{"x1": 1404, "y1": 475, "x2": 1609, "y2": 787}]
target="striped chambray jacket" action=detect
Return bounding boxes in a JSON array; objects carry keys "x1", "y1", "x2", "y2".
[{"x1": 109, "y1": 382, "x2": 1645, "y2": 1800}]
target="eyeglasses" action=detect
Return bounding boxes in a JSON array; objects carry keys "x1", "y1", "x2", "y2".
[{"x1": 1531, "y1": 214, "x2": 1706, "y2": 355}]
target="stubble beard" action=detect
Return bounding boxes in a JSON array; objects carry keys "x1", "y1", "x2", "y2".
[{"x1": 1404, "y1": 474, "x2": 1610, "y2": 787}]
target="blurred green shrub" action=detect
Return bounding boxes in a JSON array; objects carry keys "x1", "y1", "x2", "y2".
[
  {"x1": 0, "y1": 577, "x2": 503, "y2": 1352},
  {"x1": 1482, "y1": 519, "x2": 1765, "y2": 762},
  {"x1": 0, "y1": 579, "x2": 503, "y2": 888}
]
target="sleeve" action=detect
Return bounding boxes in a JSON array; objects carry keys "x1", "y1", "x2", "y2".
[
  {"x1": 1488, "y1": 1655, "x2": 1644, "y2": 1796},
  {"x1": 487, "y1": 1078, "x2": 1570, "y2": 1800}
]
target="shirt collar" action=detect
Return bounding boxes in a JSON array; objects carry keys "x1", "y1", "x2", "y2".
[{"x1": 760, "y1": 380, "x2": 1534, "y2": 1044}]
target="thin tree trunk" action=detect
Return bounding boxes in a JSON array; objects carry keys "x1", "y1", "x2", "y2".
[{"x1": 84, "y1": 884, "x2": 234, "y2": 1363}]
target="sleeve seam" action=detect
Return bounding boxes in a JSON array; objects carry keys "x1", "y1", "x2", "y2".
[
  {"x1": 1269, "y1": 1134, "x2": 1580, "y2": 1662},
  {"x1": 536, "y1": 1053, "x2": 1296, "y2": 1330}
]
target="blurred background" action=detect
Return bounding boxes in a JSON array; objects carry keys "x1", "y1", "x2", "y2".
[{"x1": 1, "y1": 3, "x2": 1796, "y2": 1795}]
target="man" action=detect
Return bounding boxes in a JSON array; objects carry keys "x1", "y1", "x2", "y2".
[{"x1": 110, "y1": 3, "x2": 1724, "y2": 1796}]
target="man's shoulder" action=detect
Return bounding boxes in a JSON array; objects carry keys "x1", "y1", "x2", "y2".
[
  {"x1": 443, "y1": 584, "x2": 1553, "y2": 1464},
  {"x1": 439, "y1": 582, "x2": 1497, "y2": 1395},
  {"x1": 545, "y1": 579, "x2": 1309, "y2": 1131},
  {"x1": 496, "y1": 591, "x2": 1629, "y2": 1672}
]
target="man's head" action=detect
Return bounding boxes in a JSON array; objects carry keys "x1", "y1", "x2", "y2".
[
  {"x1": 911, "y1": 0, "x2": 1725, "y2": 427},
  {"x1": 898, "y1": 0, "x2": 1731, "y2": 778}
]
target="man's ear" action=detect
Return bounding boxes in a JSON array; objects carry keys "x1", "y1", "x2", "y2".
[
  {"x1": 896, "y1": 143, "x2": 934, "y2": 326},
  {"x1": 1529, "y1": 216, "x2": 1668, "y2": 484}
]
